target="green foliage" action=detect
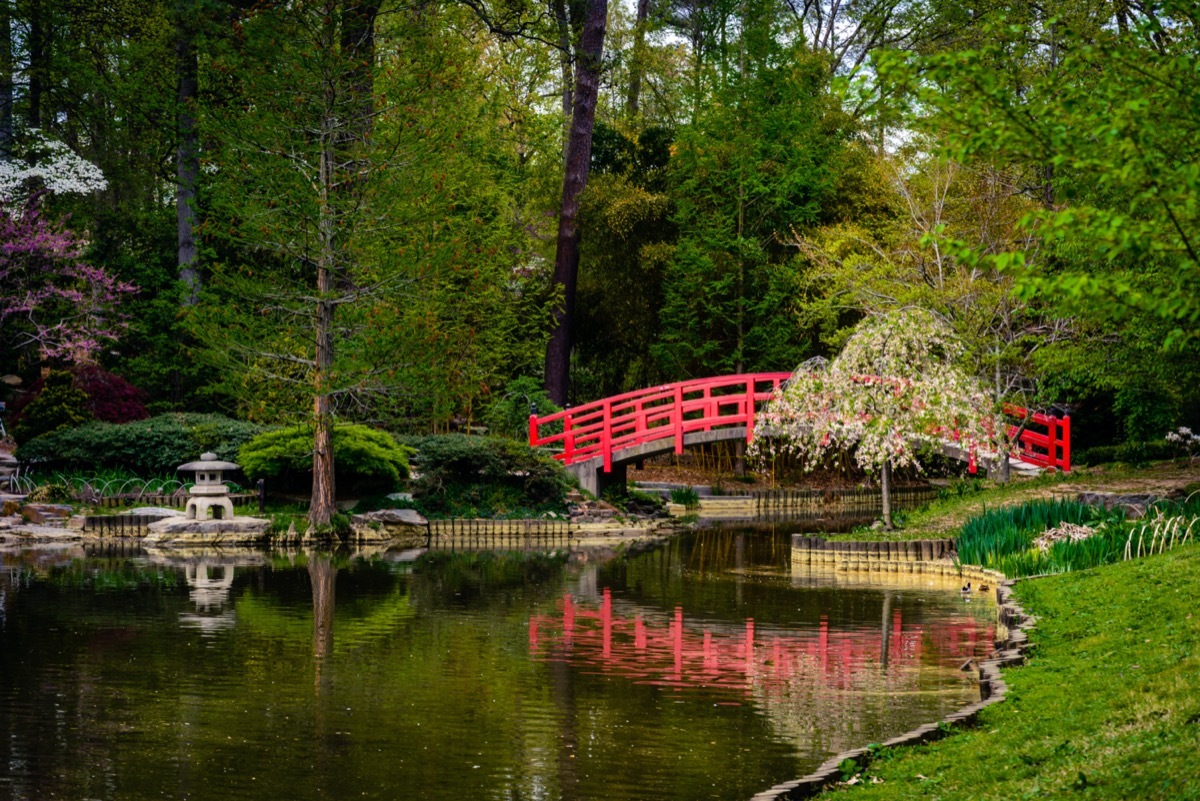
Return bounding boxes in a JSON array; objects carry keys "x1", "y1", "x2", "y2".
[
  {"x1": 11, "y1": 371, "x2": 93, "y2": 444},
  {"x1": 669, "y1": 486, "x2": 700, "y2": 508},
  {"x1": 955, "y1": 499, "x2": 1123, "y2": 576},
  {"x1": 654, "y1": 7, "x2": 851, "y2": 379},
  {"x1": 480, "y1": 377, "x2": 560, "y2": 440},
  {"x1": 953, "y1": 497, "x2": 1200, "y2": 576},
  {"x1": 238, "y1": 425, "x2": 413, "y2": 495},
  {"x1": 397, "y1": 434, "x2": 573, "y2": 518},
  {"x1": 15, "y1": 413, "x2": 269, "y2": 475}
]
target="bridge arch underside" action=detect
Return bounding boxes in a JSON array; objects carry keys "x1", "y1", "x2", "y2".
[{"x1": 564, "y1": 427, "x2": 996, "y2": 497}]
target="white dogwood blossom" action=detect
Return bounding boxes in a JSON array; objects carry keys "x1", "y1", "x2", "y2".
[{"x1": 0, "y1": 131, "x2": 107, "y2": 203}]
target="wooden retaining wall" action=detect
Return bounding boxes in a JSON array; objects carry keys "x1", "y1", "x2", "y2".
[
  {"x1": 426, "y1": 518, "x2": 574, "y2": 552},
  {"x1": 755, "y1": 486, "x2": 938, "y2": 516},
  {"x1": 669, "y1": 486, "x2": 939, "y2": 519},
  {"x1": 82, "y1": 515, "x2": 163, "y2": 537}
]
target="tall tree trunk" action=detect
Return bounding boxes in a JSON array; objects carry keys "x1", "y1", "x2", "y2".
[
  {"x1": 176, "y1": 1, "x2": 201, "y2": 304},
  {"x1": 543, "y1": 0, "x2": 608, "y2": 406},
  {"x1": 881, "y1": 459, "x2": 893, "y2": 530},
  {"x1": 626, "y1": 0, "x2": 649, "y2": 117},
  {"x1": 0, "y1": 2, "x2": 12, "y2": 159},
  {"x1": 552, "y1": 0, "x2": 574, "y2": 157},
  {"x1": 28, "y1": 0, "x2": 45, "y2": 129},
  {"x1": 310, "y1": 44, "x2": 339, "y2": 529}
]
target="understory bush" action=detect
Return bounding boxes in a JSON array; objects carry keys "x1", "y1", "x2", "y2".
[
  {"x1": 239, "y1": 425, "x2": 414, "y2": 496},
  {"x1": 1074, "y1": 439, "x2": 1175, "y2": 466},
  {"x1": 396, "y1": 434, "x2": 573, "y2": 518},
  {"x1": 15, "y1": 413, "x2": 270, "y2": 474},
  {"x1": 9, "y1": 366, "x2": 149, "y2": 434},
  {"x1": 11, "y1": 371, "x2": 93, "y2": 444},
  {"x1": 480, "y1": 376, "x2": 561, "y2": 440}
]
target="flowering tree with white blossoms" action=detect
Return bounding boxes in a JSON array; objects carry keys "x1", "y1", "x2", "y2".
[
  {"x1": 751, "y1": 309, "x2": 1000, "y2": 529},
  {"x1": 0, "y1": 131, "x2": 108, "y2": 204}
]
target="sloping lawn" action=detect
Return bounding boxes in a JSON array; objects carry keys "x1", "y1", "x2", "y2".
[{"x1": 827, "y1": 543, "x2": 1200, "y2": 800}]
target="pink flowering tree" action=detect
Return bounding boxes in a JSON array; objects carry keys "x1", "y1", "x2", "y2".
[
  {"x1": 751, "y1": 309, "x2": 999, "y2": 529},
  {"x1": 0, "y1": 200, "x2": 136, "y2": 364}
]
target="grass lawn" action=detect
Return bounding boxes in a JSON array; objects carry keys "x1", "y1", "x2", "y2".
[{"x1": 826, "y1": 543, "x2": 1200, "y2": 800}]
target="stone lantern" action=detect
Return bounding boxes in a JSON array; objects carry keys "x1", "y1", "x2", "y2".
[{"x1": 177, "y1": 452, "x2": 240, "y2": 521}]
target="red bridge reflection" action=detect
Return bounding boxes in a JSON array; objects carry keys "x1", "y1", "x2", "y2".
[{"x1": 529, "y1": 590, "x2": 994, "y2": 697}]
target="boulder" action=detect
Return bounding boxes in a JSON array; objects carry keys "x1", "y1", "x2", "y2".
[
  {"x1": 143, "y1": 516, "x2": 271, "y2": 548},
  {"x1": 350, "y1": 508, "x2": 428, "y2": 546},
  {"x1": 1077, "y1": 491, "x2": 1163, "y2": 519}
]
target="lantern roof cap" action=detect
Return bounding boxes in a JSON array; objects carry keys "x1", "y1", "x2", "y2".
[{"x1": 177, "y1": 452, "x2": 240, "y2": 472}]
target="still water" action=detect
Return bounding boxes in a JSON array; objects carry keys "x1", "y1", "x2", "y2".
[{"x1": 0, "y1": 529, "x2": 995, "y2": 801}]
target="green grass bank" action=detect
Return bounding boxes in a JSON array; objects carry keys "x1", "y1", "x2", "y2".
[{"x1": 826, "y1": 543, "x2": 1200, "y2": 800}]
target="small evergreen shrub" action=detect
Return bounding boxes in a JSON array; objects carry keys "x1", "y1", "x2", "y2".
[
  {"x1": 11, "y1": 371, "x2": 93, "y2": 444},
  {"x1": 15, "y1": 413, "x2": 269, "y2": 474},
  {"x1": 239, "y1": 425, "x2": 414, "y2": 495},
  {"x1": 397, "y1": 434, "x2": 573, "y2": 517}
]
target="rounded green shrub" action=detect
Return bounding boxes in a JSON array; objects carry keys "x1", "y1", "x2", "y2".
[
  {"x1": 15, "y1": 413, "x2": 269, "y2": 474},
  {"x1": 239, "y1": 425, "x2": 414, "y2": 495},
  {"x1": 395, "y1": 434, "x2": 573, "y2": 517}
]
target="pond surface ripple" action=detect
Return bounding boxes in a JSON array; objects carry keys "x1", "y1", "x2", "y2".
[{"x1": 0, "y1": 527, "x2": 995, "y2": 801}]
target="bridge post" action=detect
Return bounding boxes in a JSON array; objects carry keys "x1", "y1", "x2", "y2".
[
  {"x1": 1060, "y1": 416, "x2": 1071, "y2": 471},
  {"x1": 673, "y1": 385, "x2": 684, "y2": 454},
  {"x1": 744, "y1": 381, "x2": 755, "y2": 443}
]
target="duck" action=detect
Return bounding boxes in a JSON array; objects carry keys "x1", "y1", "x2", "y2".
[
  {"x1": 960, "y1": 581, "x2": 972, "y2": 597},
  {"x1": 978, "y1": 583, "x2": 990, "y2": 592}
]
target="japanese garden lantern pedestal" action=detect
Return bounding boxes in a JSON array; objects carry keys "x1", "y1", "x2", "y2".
[{"x1": 177, "y1": 453, "x2": 240, "y2": 521}]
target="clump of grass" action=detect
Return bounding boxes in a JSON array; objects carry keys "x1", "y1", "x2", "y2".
[{"x1": 669, "y1": 486, "x2": 701, "y2": 508}]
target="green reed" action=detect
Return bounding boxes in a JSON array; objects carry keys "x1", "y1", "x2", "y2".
[{"x1": 957, "y1": 496, "x2": 1200, "y2": 577}]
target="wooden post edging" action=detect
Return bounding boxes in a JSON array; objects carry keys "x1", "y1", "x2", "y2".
[{"x1": 749, "y1": 571, "x2": 1028, "y2": 801}]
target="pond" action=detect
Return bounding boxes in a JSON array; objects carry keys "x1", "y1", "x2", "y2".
[{"x1": 0, "y1": 527, "x2": 996, "y2": 801}]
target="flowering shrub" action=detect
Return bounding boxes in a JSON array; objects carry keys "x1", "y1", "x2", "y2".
[
  {"x1": 0, "y1": 202, "x2": 135, "y2": 362},
  {"x1": 0, "y1": 131, "x2": 107, "y2": 202},
  {"x1": 1165, "y1": 427, "x2": 1200, "y2": 461},
  {"x1": 751, "y1": 309, "x2": 1000, "y2": 523}
]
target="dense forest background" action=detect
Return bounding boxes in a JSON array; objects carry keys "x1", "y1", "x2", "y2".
[{"x1": 2, "y1": 0, "x2": 1198, "y2": 453}]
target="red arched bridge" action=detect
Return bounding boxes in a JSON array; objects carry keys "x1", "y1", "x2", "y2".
[{"x1": 528, "y1": 373, "x2": 1070, "y2": 495}]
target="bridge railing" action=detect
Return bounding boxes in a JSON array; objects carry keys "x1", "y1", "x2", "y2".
[
  {"x1": 529, "y1": 373, "x2": 792, "y2": 469},
  {"x1": 530, "y1": 374, "x2": 1071, "y2": 473},
  {"x1": 1003, "y1": 404, "x2": 1071, "y2": 472}
]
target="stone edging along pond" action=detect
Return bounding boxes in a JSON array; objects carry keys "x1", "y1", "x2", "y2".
[{"x1": 750, "y1": 555, "x2": 1033, "y2": 801}]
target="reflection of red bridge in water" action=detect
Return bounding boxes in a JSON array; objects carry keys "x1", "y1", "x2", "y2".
[{"x1": 528, "y1": 591, "x2": 995, "y2": 696}]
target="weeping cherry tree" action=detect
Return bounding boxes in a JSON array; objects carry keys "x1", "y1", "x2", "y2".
[{"x1": 751, "y1": 309, "x2": 998, "y2": 528}]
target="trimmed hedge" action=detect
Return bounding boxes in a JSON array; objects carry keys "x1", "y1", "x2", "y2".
[
  {"x1": 396, "y1": 434, "x2": 574, "y2": 517},
  {"x1": 239, "y1": 425, "x2": 414, "y2": 495},
  {"x1": 15, "y1": 413, "x2": 270, "y2": 475}
]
